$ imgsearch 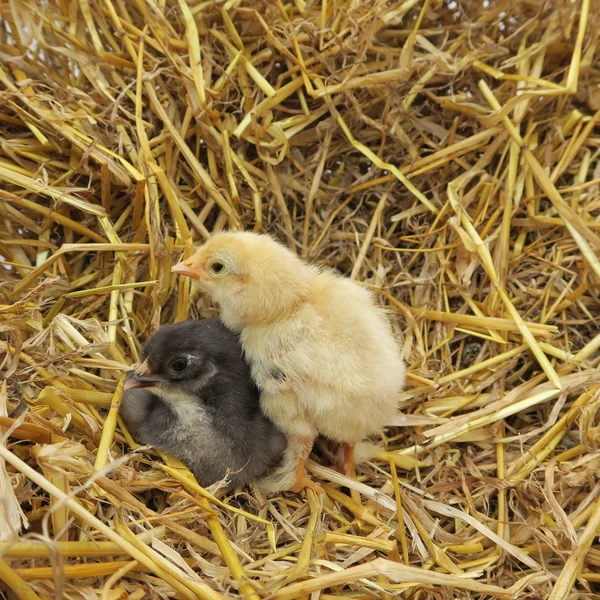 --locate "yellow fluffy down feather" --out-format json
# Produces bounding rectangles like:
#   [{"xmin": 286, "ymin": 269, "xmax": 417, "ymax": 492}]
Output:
[{"xmin": 173, "ymin": 232, "xmax": 405, "ymax": 492}]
